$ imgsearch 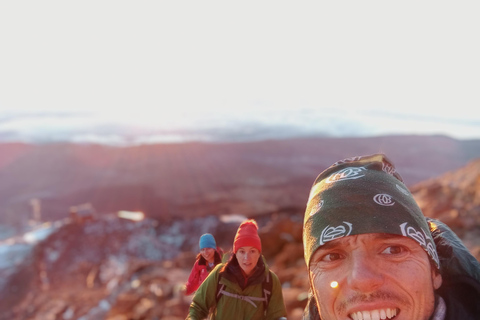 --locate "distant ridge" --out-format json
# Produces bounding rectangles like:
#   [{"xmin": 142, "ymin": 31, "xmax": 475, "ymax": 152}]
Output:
[{"xmin": 0, "ymin": 135, "xmax": 479, "ymax": 226}]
